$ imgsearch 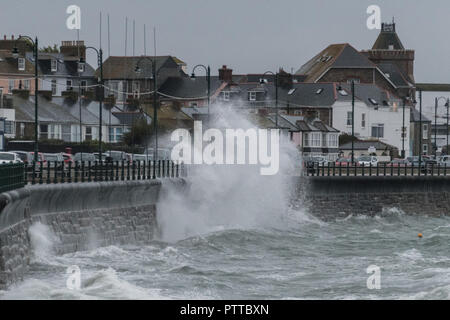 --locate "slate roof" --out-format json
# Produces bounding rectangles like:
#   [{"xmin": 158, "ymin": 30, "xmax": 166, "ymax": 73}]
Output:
[
  {"xmin": 336, "ymin": 83, "xmax": 401, "ymax": 107},
  {"xmin": 13, "ymin": 96, "xmax": 79, "ymax": 123},
  {"xmin": 101, "ymin": 56, "xmax": 180, "ymax": 80},
  {"xmin": 267, "ymin": 114, "xmax": 338, "ymax": 132},
  {"xmin": 295, "ymin": 44, "xmax": 376, "ymax": 82},
  {"xmin": 25, "ymin": 52, "xmax": 95, "ymax": 78},
  {"xmin": 410, "ymin": 108, "xmax": 431, "ymax": 122},
  {"xmin": 0, "ymin": 50, "xmax": 34, "ymax": 75},
  {"xmin": 158, "ymin": 76, "xmax": 224, "ymax": 99},
  {"xmin": 372, "ymin": 23, "xmax": 405, "ymax": 50},
  {"xmin": 112, "ymin": 112, "xmax": 151, "ymax": 126},
  {"xmin": 278, "ymin": 83, "xmax": 337, "ymax": 107},
  {"xmin": 377, "ymin": 62, "xmax": 413, "ymax": 87}
]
